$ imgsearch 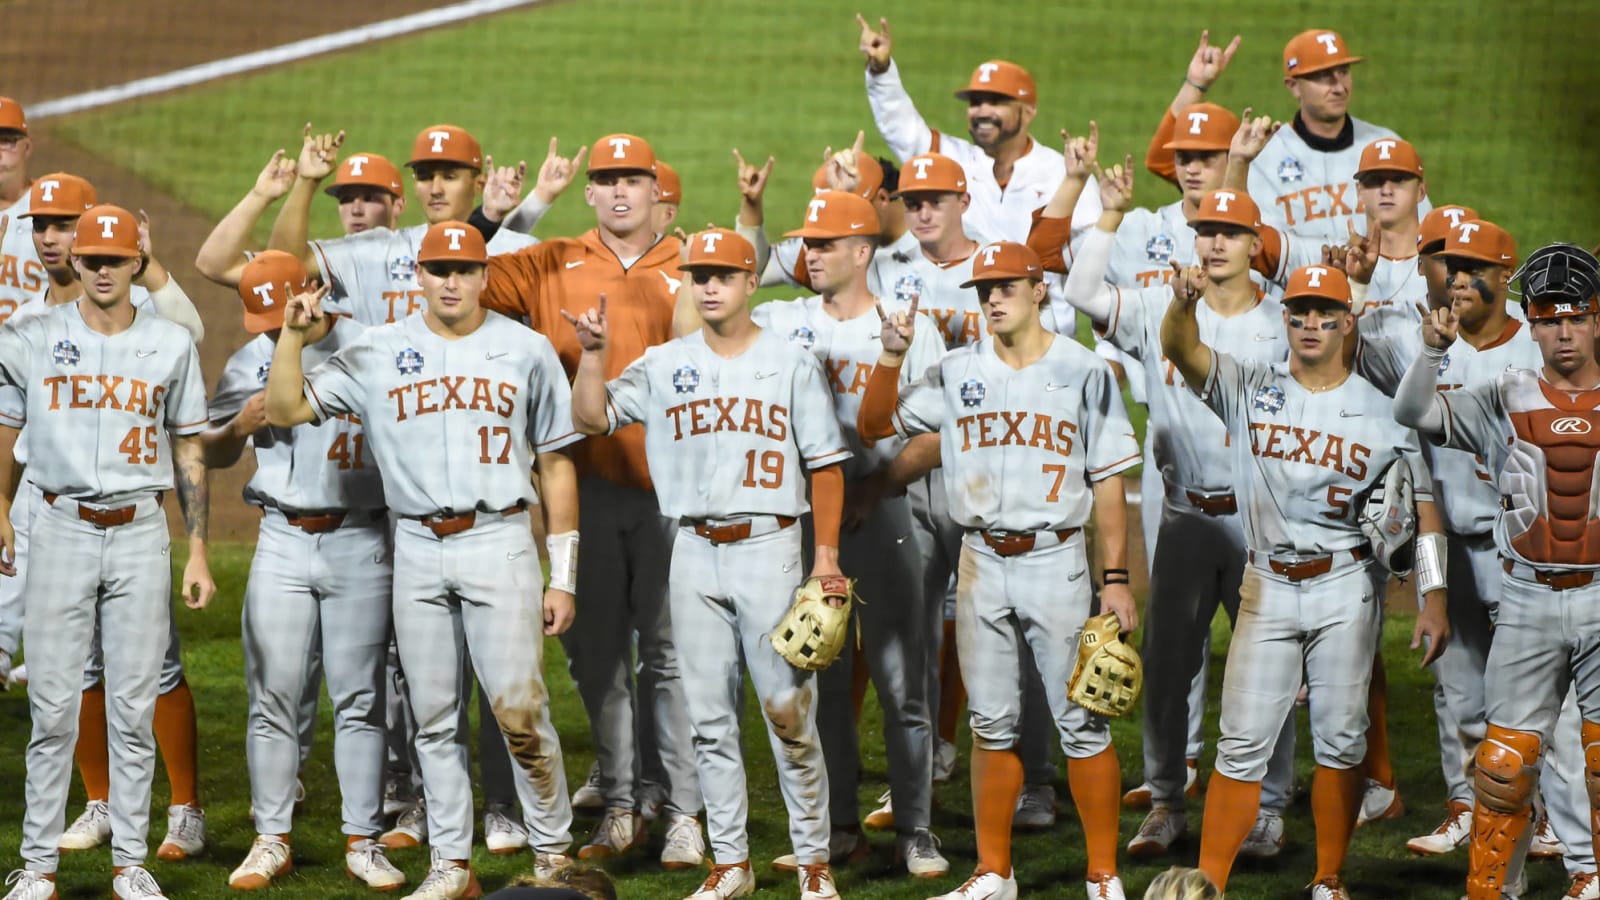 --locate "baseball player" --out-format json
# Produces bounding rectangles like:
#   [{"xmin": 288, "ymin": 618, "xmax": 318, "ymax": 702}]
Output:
[
  {"xmin": 264, "ymin": 220, "xmax": 581, "ymax": 899},
  {"xmin": 1162, "ymin": 261, "xmax": 1447, "ymax": 898},
  {"xmin": 204, "ymin": 251, "xmax": 405, "ymax": 892},
  {"xmin": 565, "ymin": 226, "xmax": 850, "ymax": 900},
  {"xmin": 475, "ymin": 134, "xmax": 706, "ymax": 867},
  {"xmin": 1392, "ymin": 242, "xmax": 1600, "ymax": 900},
  {"xmin": 753, "ymin": 191, "xmax": 948, "ymax": 878},
  {"xmin": 0, "ymin": 97, "xmax": 42, "ymax": 329},
  {"xmin": 860, "ymin": 240, "xmax": 1141, "ymax": 900},
  {"xmin": 653, "ymin": 161, "xmax": 682, "ymax": 235},
  {"xmin": 0, "ymin": 204, "xmax": 215, "ymax": 900}
]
